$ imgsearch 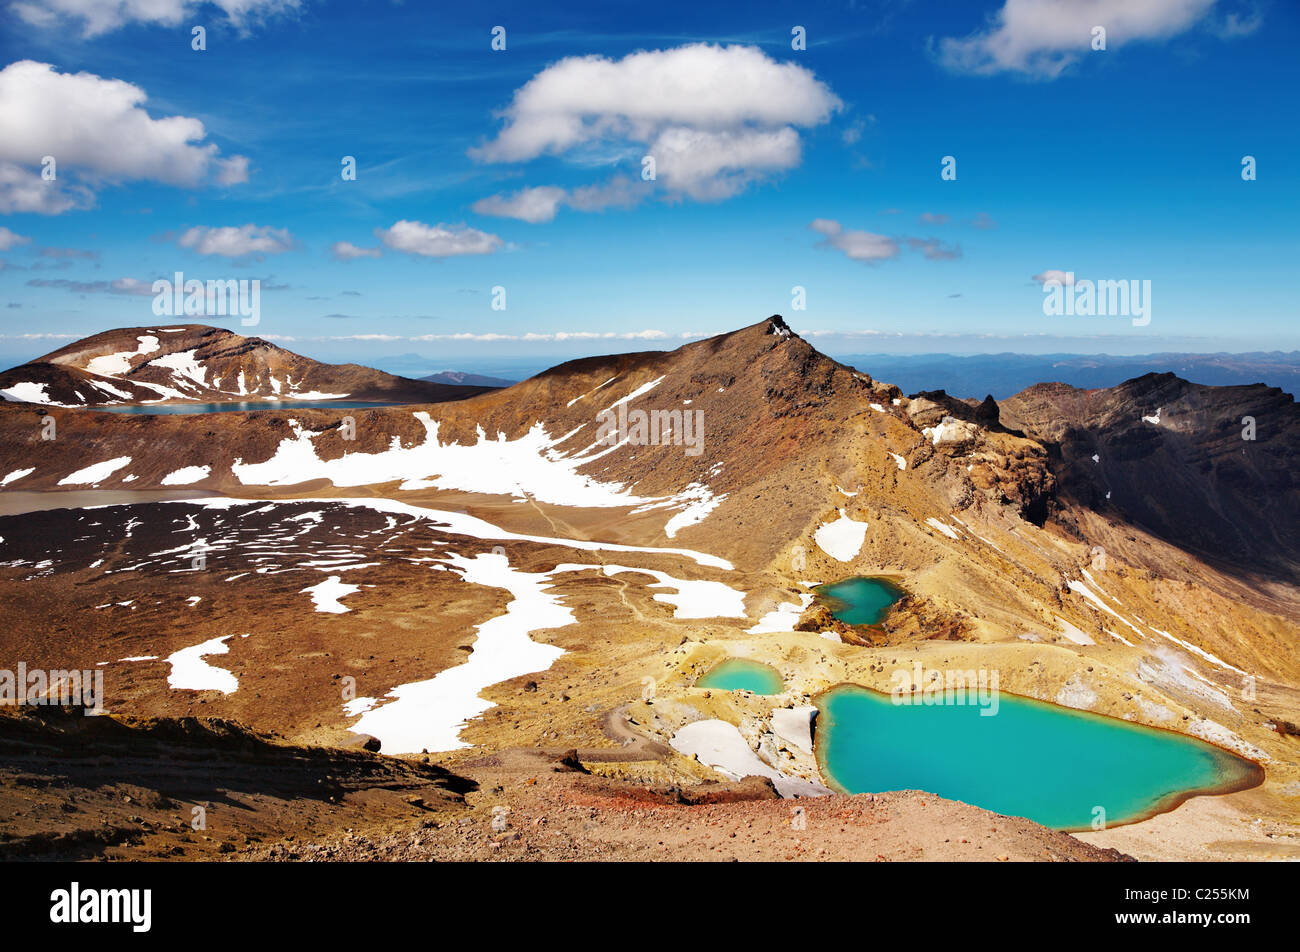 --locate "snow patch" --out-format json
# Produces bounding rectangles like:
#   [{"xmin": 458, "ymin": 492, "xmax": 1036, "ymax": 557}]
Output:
[
  {"xmin": 85, "ymin": 335, "xmax": 159, "ymax": 377},
  {"xmin": 165, "ymin": 635, "xmax": 239, "ymax": 694},
  {"xmin": 232, "ymin": 413, "xmax": 723, "ymax": 536},
  {"xmin": 925, "ymin": 517, "xmax": 960, "ymax": 540},
  {"xmin": 58, "ymin": 457, "xmax": 132, "ymax": 486},
  {"xmin": 1, "ymin": 467, "xmax": 34, "ymax": 486},
  {"xmin": 301, "ymin": 575, "xmax": 360, "ymax": 613},
  {"xmin": 160, "ymin": 465, "xmax": 212, "ymax": 486},
  {"xmin": 349, "ymin": 551, "xmax": 569, "ymax": 753},
  {"xmin": 746, "ymin": 595, "xmax": 813, "ymax": 634},
  {"xmin": 814, "ymin": 509, "xmax": 868, "ymax": 562},
  {"xmin": 555, "ymin": 563, "xmax": 746, "ymax": 619}
]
